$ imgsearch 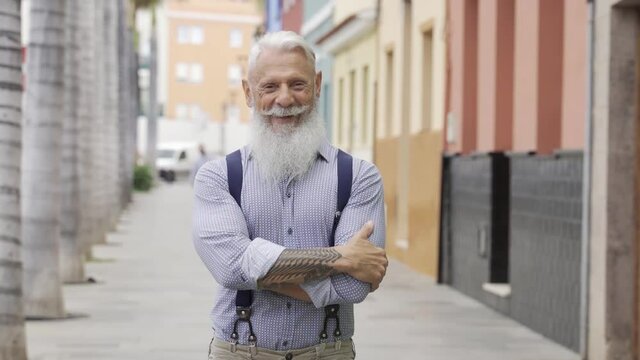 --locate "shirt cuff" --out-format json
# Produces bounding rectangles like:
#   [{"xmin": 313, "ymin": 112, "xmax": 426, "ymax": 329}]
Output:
[
  {"xmin": 300, "ymin": 278, "xmax": 335, "ymax": 308},
  {"xmin": 241, "ymin": 237, "xmax": 286, "ymax": 289}
]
